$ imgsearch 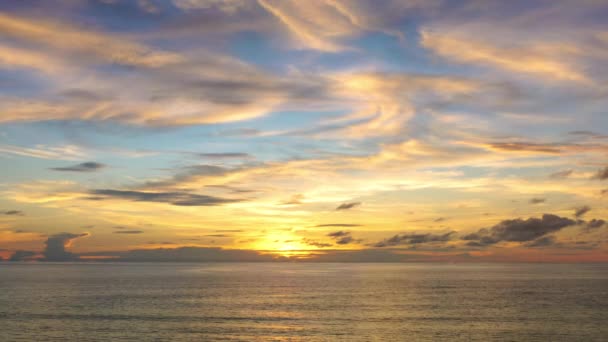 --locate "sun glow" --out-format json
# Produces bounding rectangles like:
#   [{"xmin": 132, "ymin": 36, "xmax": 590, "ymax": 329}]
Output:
[{"xmin": 251, "ymin": 233, "xmax": 315, "ymax": 258}]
